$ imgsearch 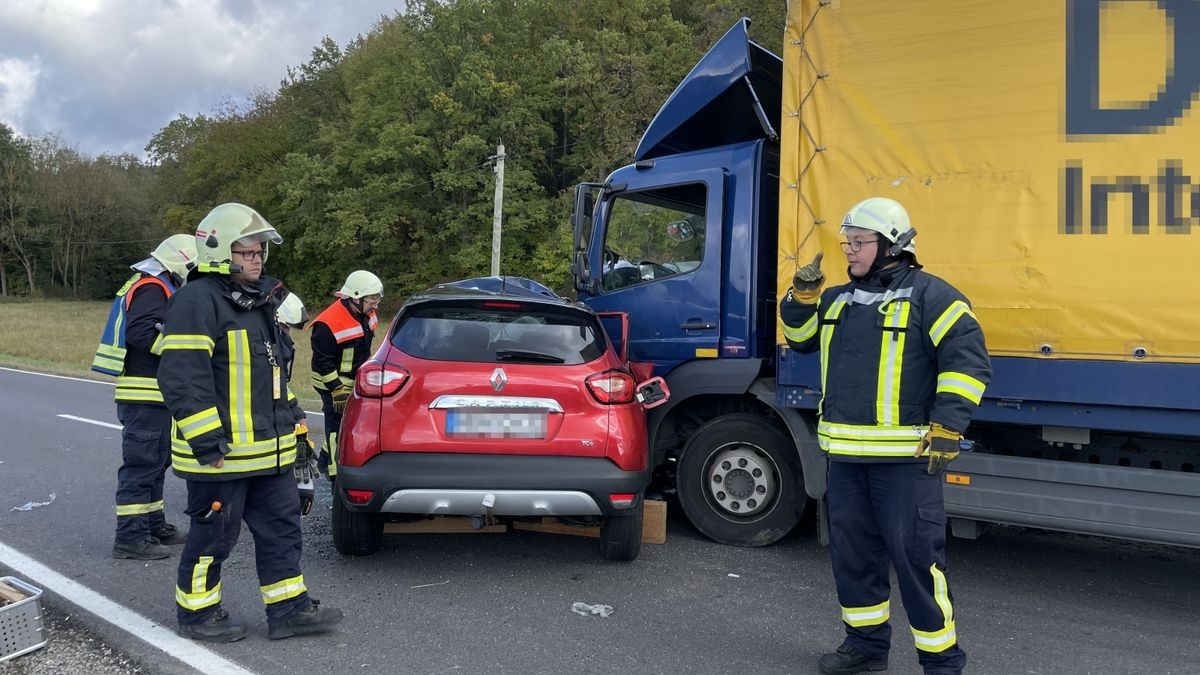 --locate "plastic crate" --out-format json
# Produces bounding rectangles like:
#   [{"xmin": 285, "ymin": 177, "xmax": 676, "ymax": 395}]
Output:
[{"xmin": 0, "ymin": 576, "xmax": 48, "ymax": 662}]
